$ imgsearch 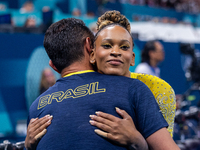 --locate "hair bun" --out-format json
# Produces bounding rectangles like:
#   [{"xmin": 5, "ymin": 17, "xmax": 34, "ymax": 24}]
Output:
[
  {"xmin": 98, "ymin": 20, "xmax": 113, "ymax": 30},
  {"xmin": 97, "ymin": 10, "xmax": 131, "ymax": 33}
]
